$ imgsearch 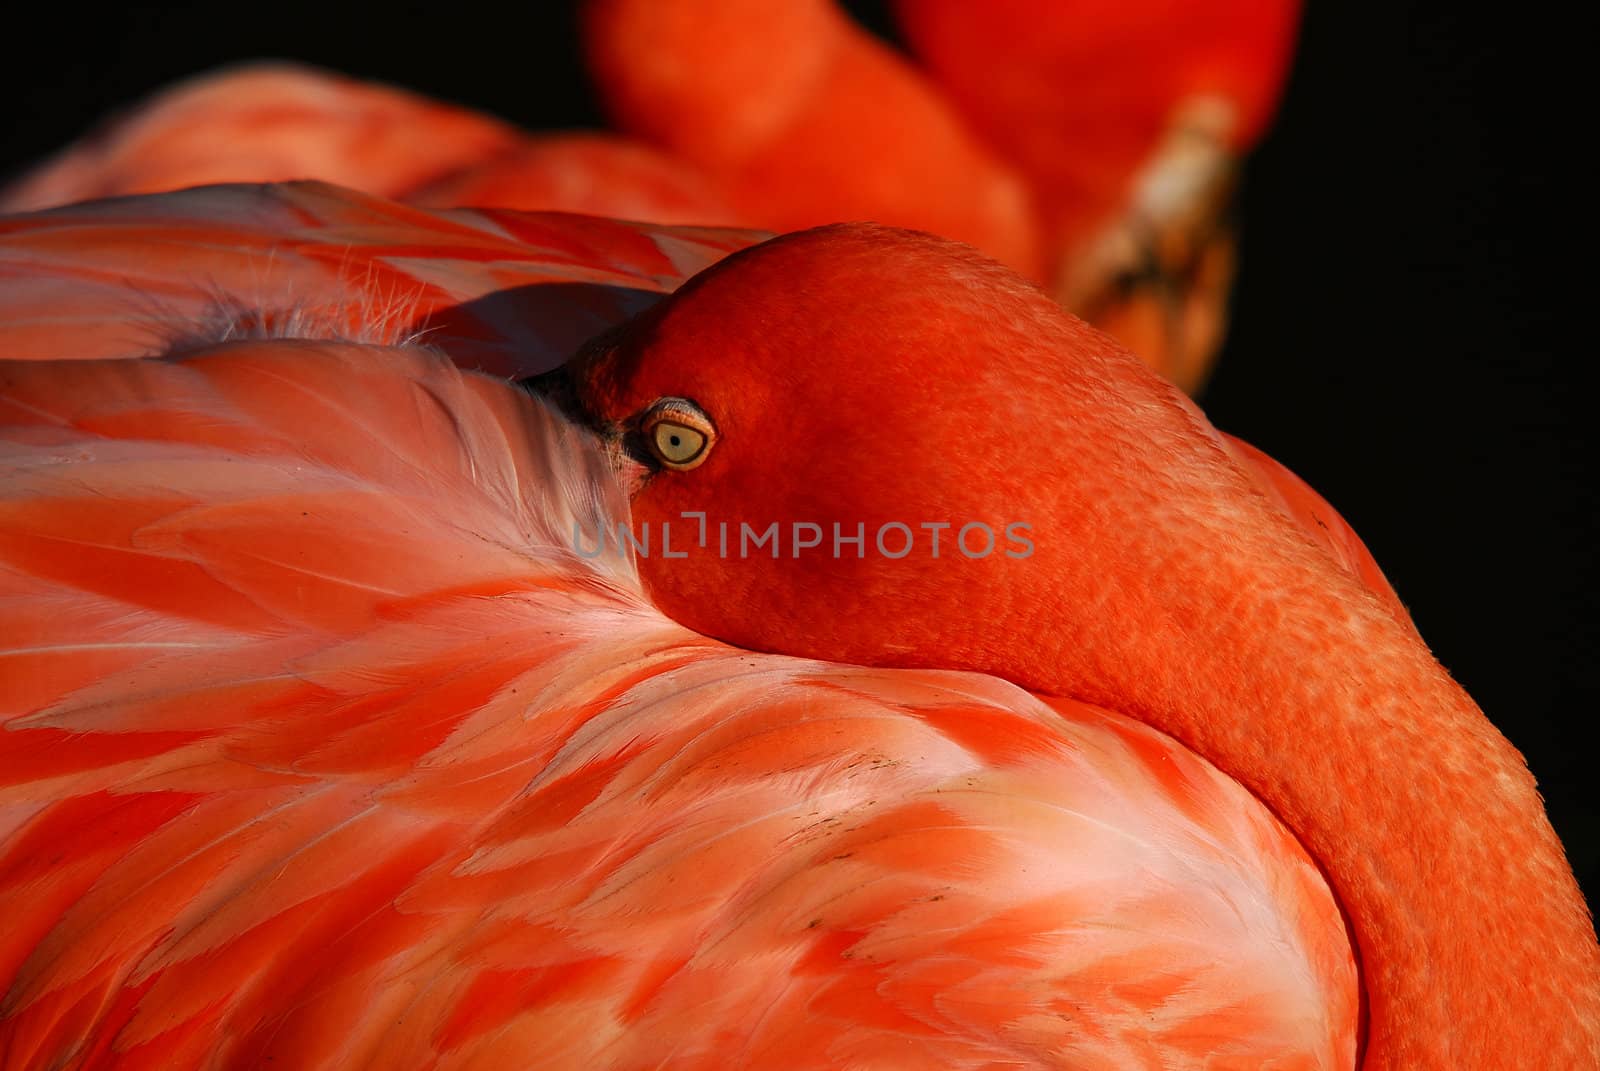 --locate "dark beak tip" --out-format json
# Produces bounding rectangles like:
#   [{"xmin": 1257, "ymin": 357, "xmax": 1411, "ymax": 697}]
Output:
[{"xmin": 523, "ymin": 364, "xmax": 587, "ymax": 426}]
